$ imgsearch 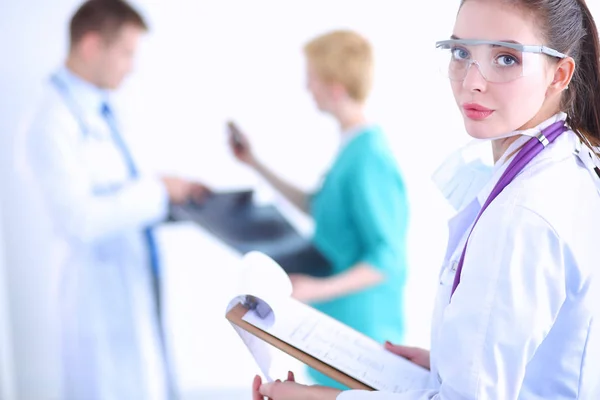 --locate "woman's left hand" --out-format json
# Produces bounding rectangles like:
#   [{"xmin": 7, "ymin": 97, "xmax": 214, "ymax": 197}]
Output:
[
  {"xmin": 289, "ymin": 274, "xmax": 331, "ymax": 303},
  {"xmin": 252, "ymin": 372, "xmax": 341, "ymax": 400}
]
